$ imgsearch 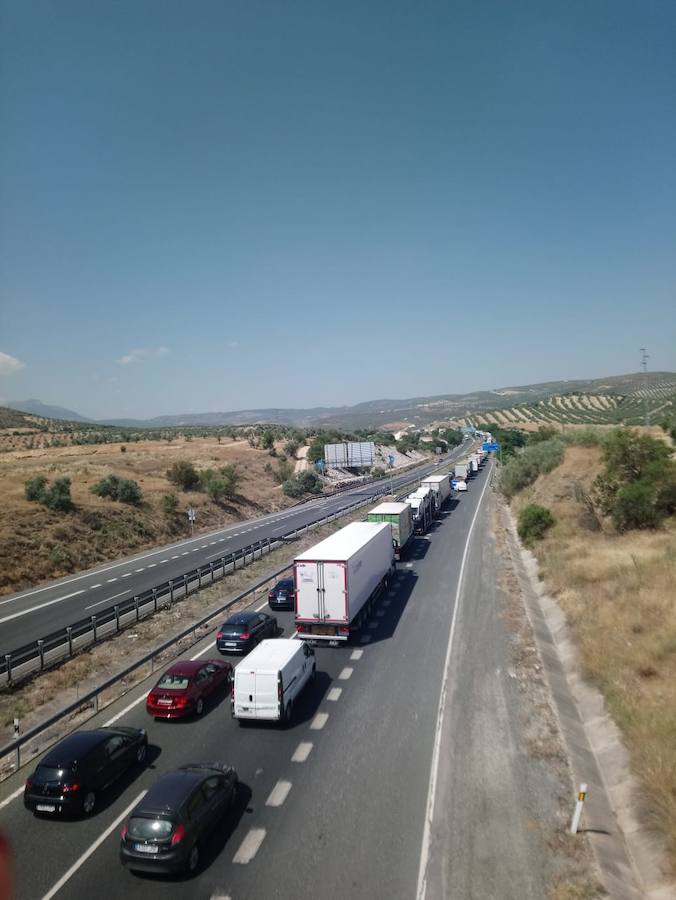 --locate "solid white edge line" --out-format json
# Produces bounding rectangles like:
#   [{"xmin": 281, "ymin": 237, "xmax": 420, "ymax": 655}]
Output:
[
  {"xmin": 103, "ymin": 693, "xmax": 148, "ymax": 727},
  {"xmin": 41, "ymin": 789, "xmax": 146, "ymax": 900},
  {"xmin": 415, "ymin": 463, "xmax": 493, "ymax": 900},
  {"xmin": 0, "ymin": 590, "xmax": 85, "ymax": 626}
]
